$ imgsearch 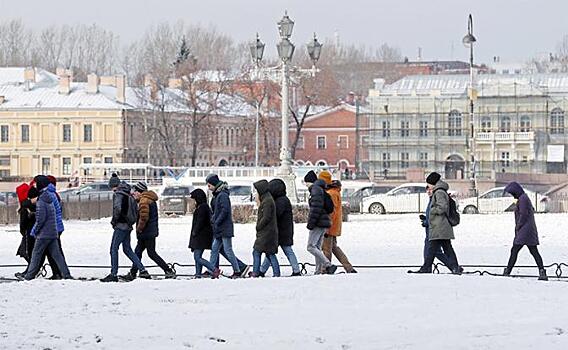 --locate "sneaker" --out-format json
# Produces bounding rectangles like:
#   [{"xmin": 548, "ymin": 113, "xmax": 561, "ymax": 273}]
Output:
[
  {"xmin": 248, "ymin": 271, "xmax": 259, "ymax": 278},
  {"xmin": 229, "ymin": 272, "xmax": 242, "ymax": 279},
  {"xmin": 100, "ymin": 274, "xmax": 118, "ymax": 283},
  {"xmin": 48, "ymin": 274, "xmax": 62, "ymax": 280},
  {"xmin": 408, "ymin": 268, "xmax": 432, "ymax": 274},
  {"xmin": 138, "ymin": 270, "xmax": 152, "ymax": 279},
  {"xmin": 119, "ymin": 272, "xmax": 136, "ymax": 281},
  {"xmin": 211, "ymin": 268, "xmax": 221, "ymax": 279},
  {"xmin": 165, "ymin": 269, "xmax": 176, "ymax": 279},
  {"xmin": 347, "ymin": 268, "xmax": 358, "ymax": 274},
  {"xmin": 539, "ymin": 268, "xmax": 548, "ymax": 281},
  {"xmin": 14, "ymin": 272, "xmax": 25, "ymax": 279},
  {"xmin": 325, "ymin": 265, "xmax": 338, "ymax": 275},
  {"xmin": 291, "ymin": 271, "xmax": 302, "ymax": 277}
]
